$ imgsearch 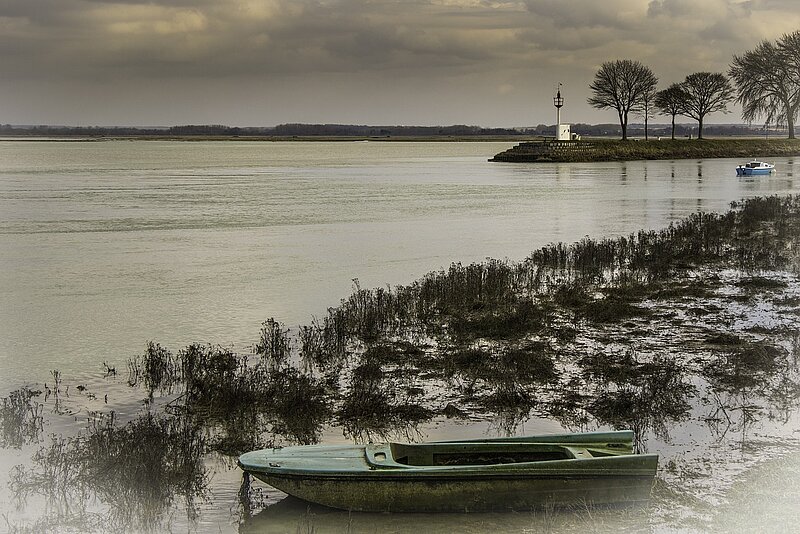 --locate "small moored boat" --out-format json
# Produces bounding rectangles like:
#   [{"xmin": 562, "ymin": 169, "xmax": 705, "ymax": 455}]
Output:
[
  {"xmin": 238, "ymin": 430, "xmax": 658, "ymax": 512},
  {"xmin": 736, "ymin": 160, "xmax": 775, "ymax": 176}
]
